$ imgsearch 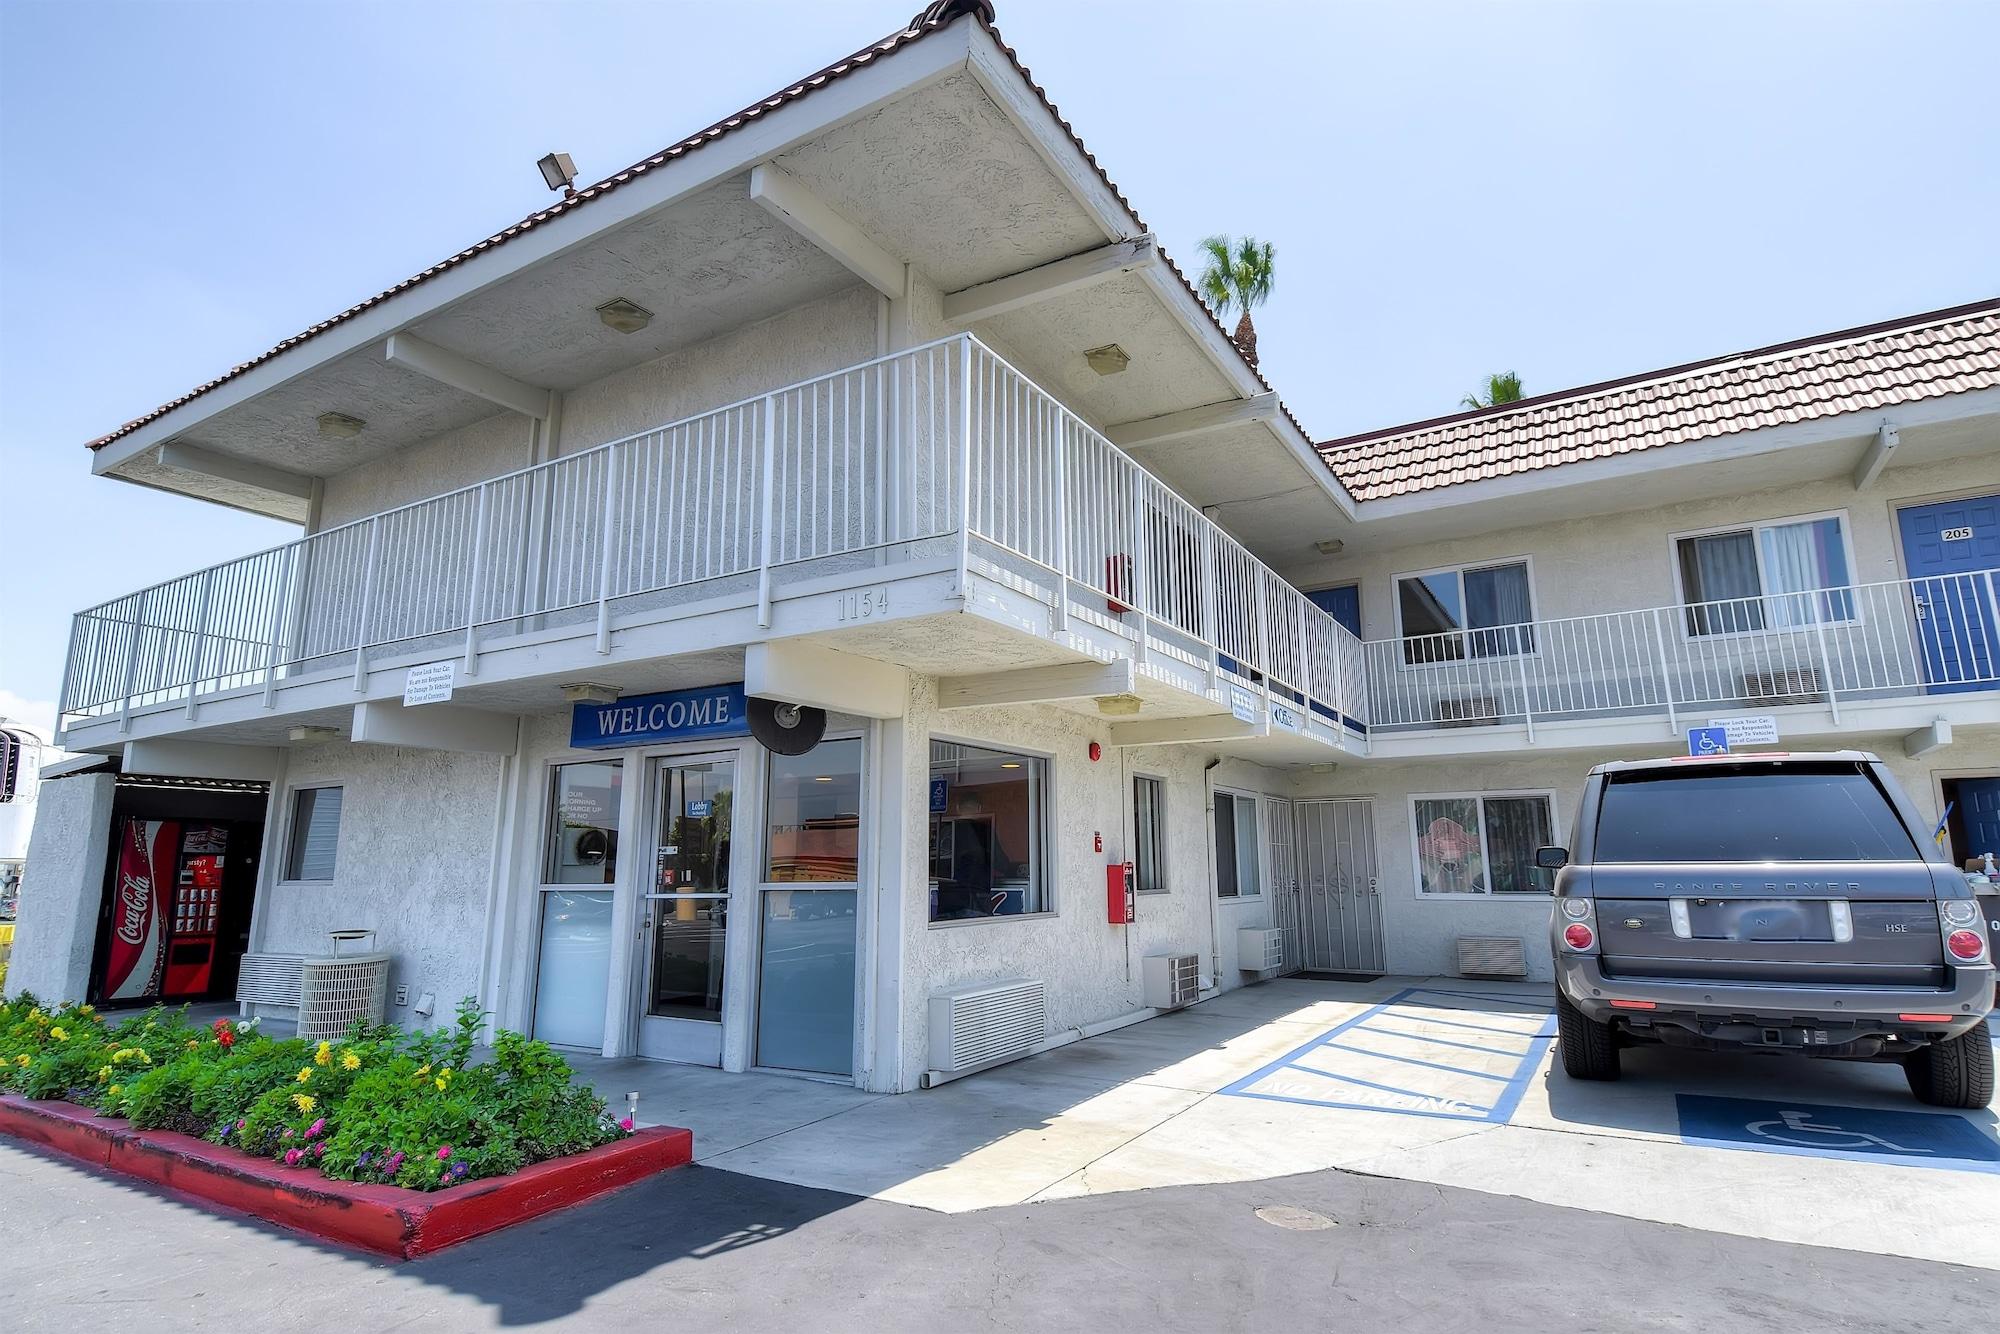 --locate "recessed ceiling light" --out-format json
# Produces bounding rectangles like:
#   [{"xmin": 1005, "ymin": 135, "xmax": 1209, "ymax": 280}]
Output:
[
  {"xmin": 813, "ymin": 775, "xmax": 833, "ymax": 783},
  {"xmin": 999, "ymin": 761, "xmax": 1021, "ymax": 769},
  {"xmin": 596, "ymin": 297, "xmax": 653, "ymax": 334},
  {"xmin": 316, "ymin": 411, "xmax": 365, "ymax": 439},
  {"xmin": 1084, "ymin": 343, "xmax": 1130, "ymax": 376}
]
